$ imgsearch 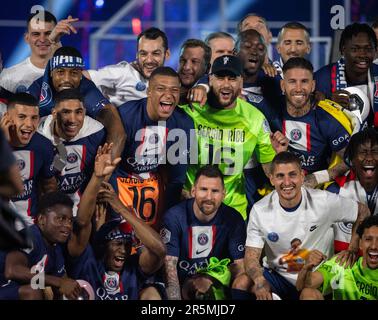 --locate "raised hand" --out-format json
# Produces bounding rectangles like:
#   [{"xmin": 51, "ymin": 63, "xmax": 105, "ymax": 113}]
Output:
[
  {"xmin": 94, "ymin": 142, "xmax": 121, "ymax": 178},
  {"xmin": 0, "ymin": 112, "xmax": 13, "ymax": 142},
  {"xmin": 49, "ymin": 15, "xmax": 79, "ymax": 44}
]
